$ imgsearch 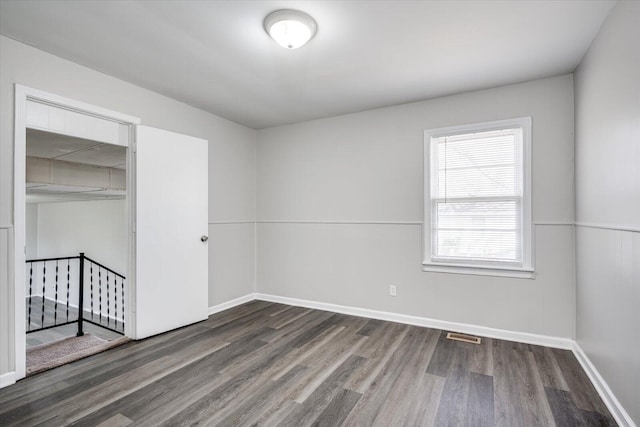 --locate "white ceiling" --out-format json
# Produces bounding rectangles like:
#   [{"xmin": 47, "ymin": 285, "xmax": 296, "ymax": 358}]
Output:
[
  {"xmin": 27, "ymin": 129, "xmax": 126, "ymax": 169},
  {"xmin": 0, "ymin": 0, "xmax": 615, "ymax": 129},
  {"xmin": 26, "ymin": 129, "xmax": 126, "ymax": 203}
]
